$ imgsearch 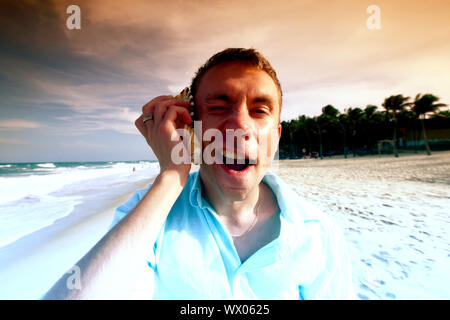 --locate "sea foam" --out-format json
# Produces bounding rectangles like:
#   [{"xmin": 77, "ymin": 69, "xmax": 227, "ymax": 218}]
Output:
[
  {"xmin": 0, "ymin": 161, "xmax": 159, "ymax": 248},
  {"xmin": 0, "ymin": 195, "xmax": 82, "ymax": 247}
]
